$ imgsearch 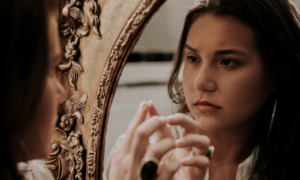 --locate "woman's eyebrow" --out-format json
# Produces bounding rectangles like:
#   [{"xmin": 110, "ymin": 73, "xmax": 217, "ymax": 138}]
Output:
[
  {"xmin": 215, "ymin": 49, "xmax": 249, "ymax": 57},
  {"xmin": 185, "ymin": 44, "xmax": 250, "ymax": 57},
  {"xmin": 184, "ymin": 44, "xmax": 199, "ymax": 53}
]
